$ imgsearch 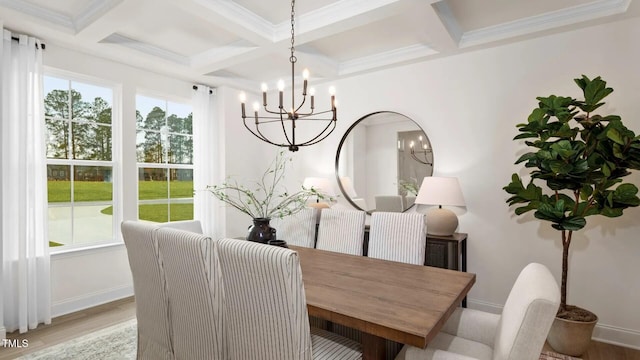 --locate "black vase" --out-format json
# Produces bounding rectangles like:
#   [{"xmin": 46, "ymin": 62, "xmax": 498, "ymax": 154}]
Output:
[{"xmin": 246, "ymin": 217, "xmax": 276, "ymax": 243}]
